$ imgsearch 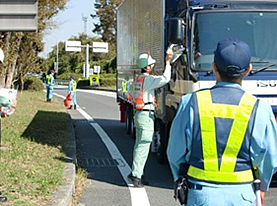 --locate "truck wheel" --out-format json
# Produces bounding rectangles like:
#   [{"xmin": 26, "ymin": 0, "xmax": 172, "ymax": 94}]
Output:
[
  {"xmin": 125, "ymin": 105, "xmax": 131, "ymax": 135},
  {"xmin": 156, "ymin": 121, "xmax": 169, "ymax": 164},
  {"xmin": 157, "ymin": 142, "xmax": 167, "ymax": 164},
  {"xmin": 130, "ymin": 110, "xmax": 136, "ymax": 139}
]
